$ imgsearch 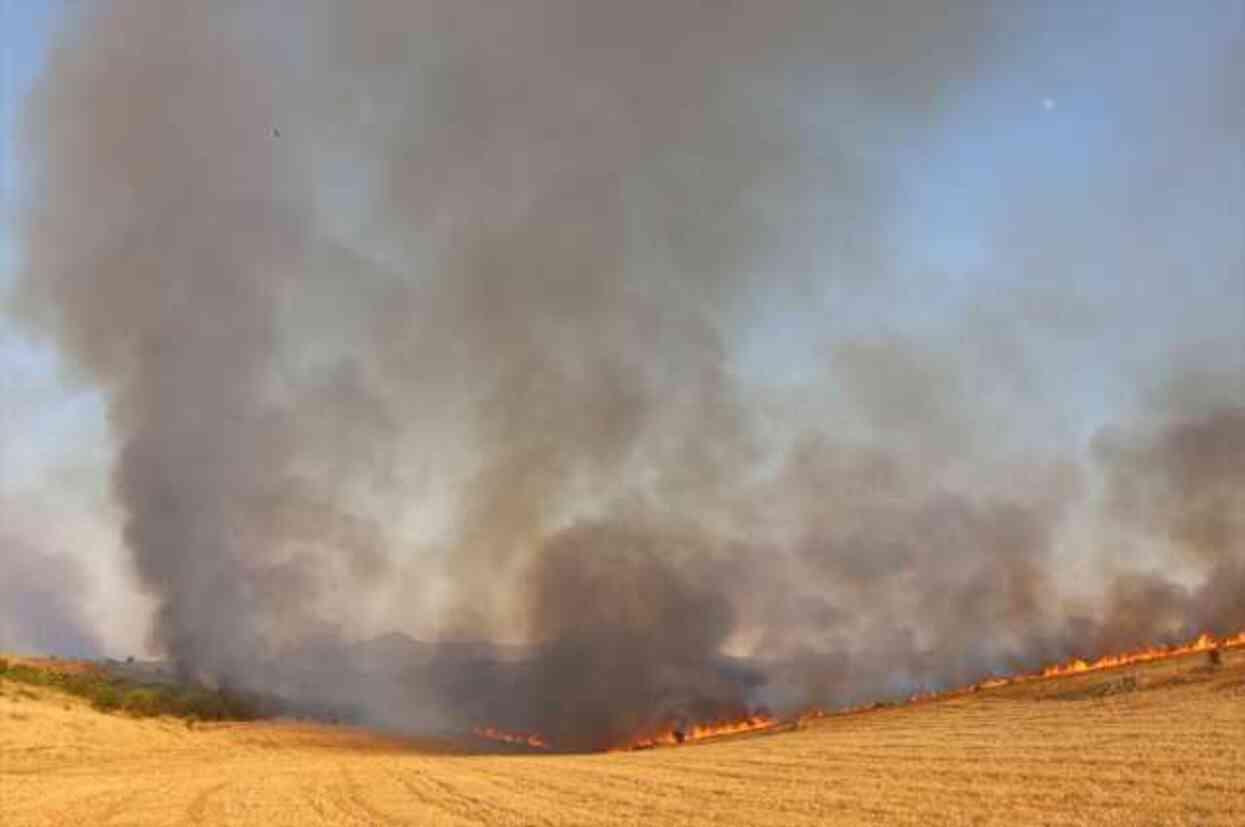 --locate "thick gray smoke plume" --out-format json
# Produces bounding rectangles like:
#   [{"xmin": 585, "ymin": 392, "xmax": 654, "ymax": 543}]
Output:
[
  {"xmin": 13, "ymin": 1, "xmax": 1243, "ymax": 747},
  {"xmin": 0, "ymin": 532, "xmax": 100, "ymax": 658},
  {"xmin": 1093, "ymin": 407, "xmax": 1245, "ymax": 647}
]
